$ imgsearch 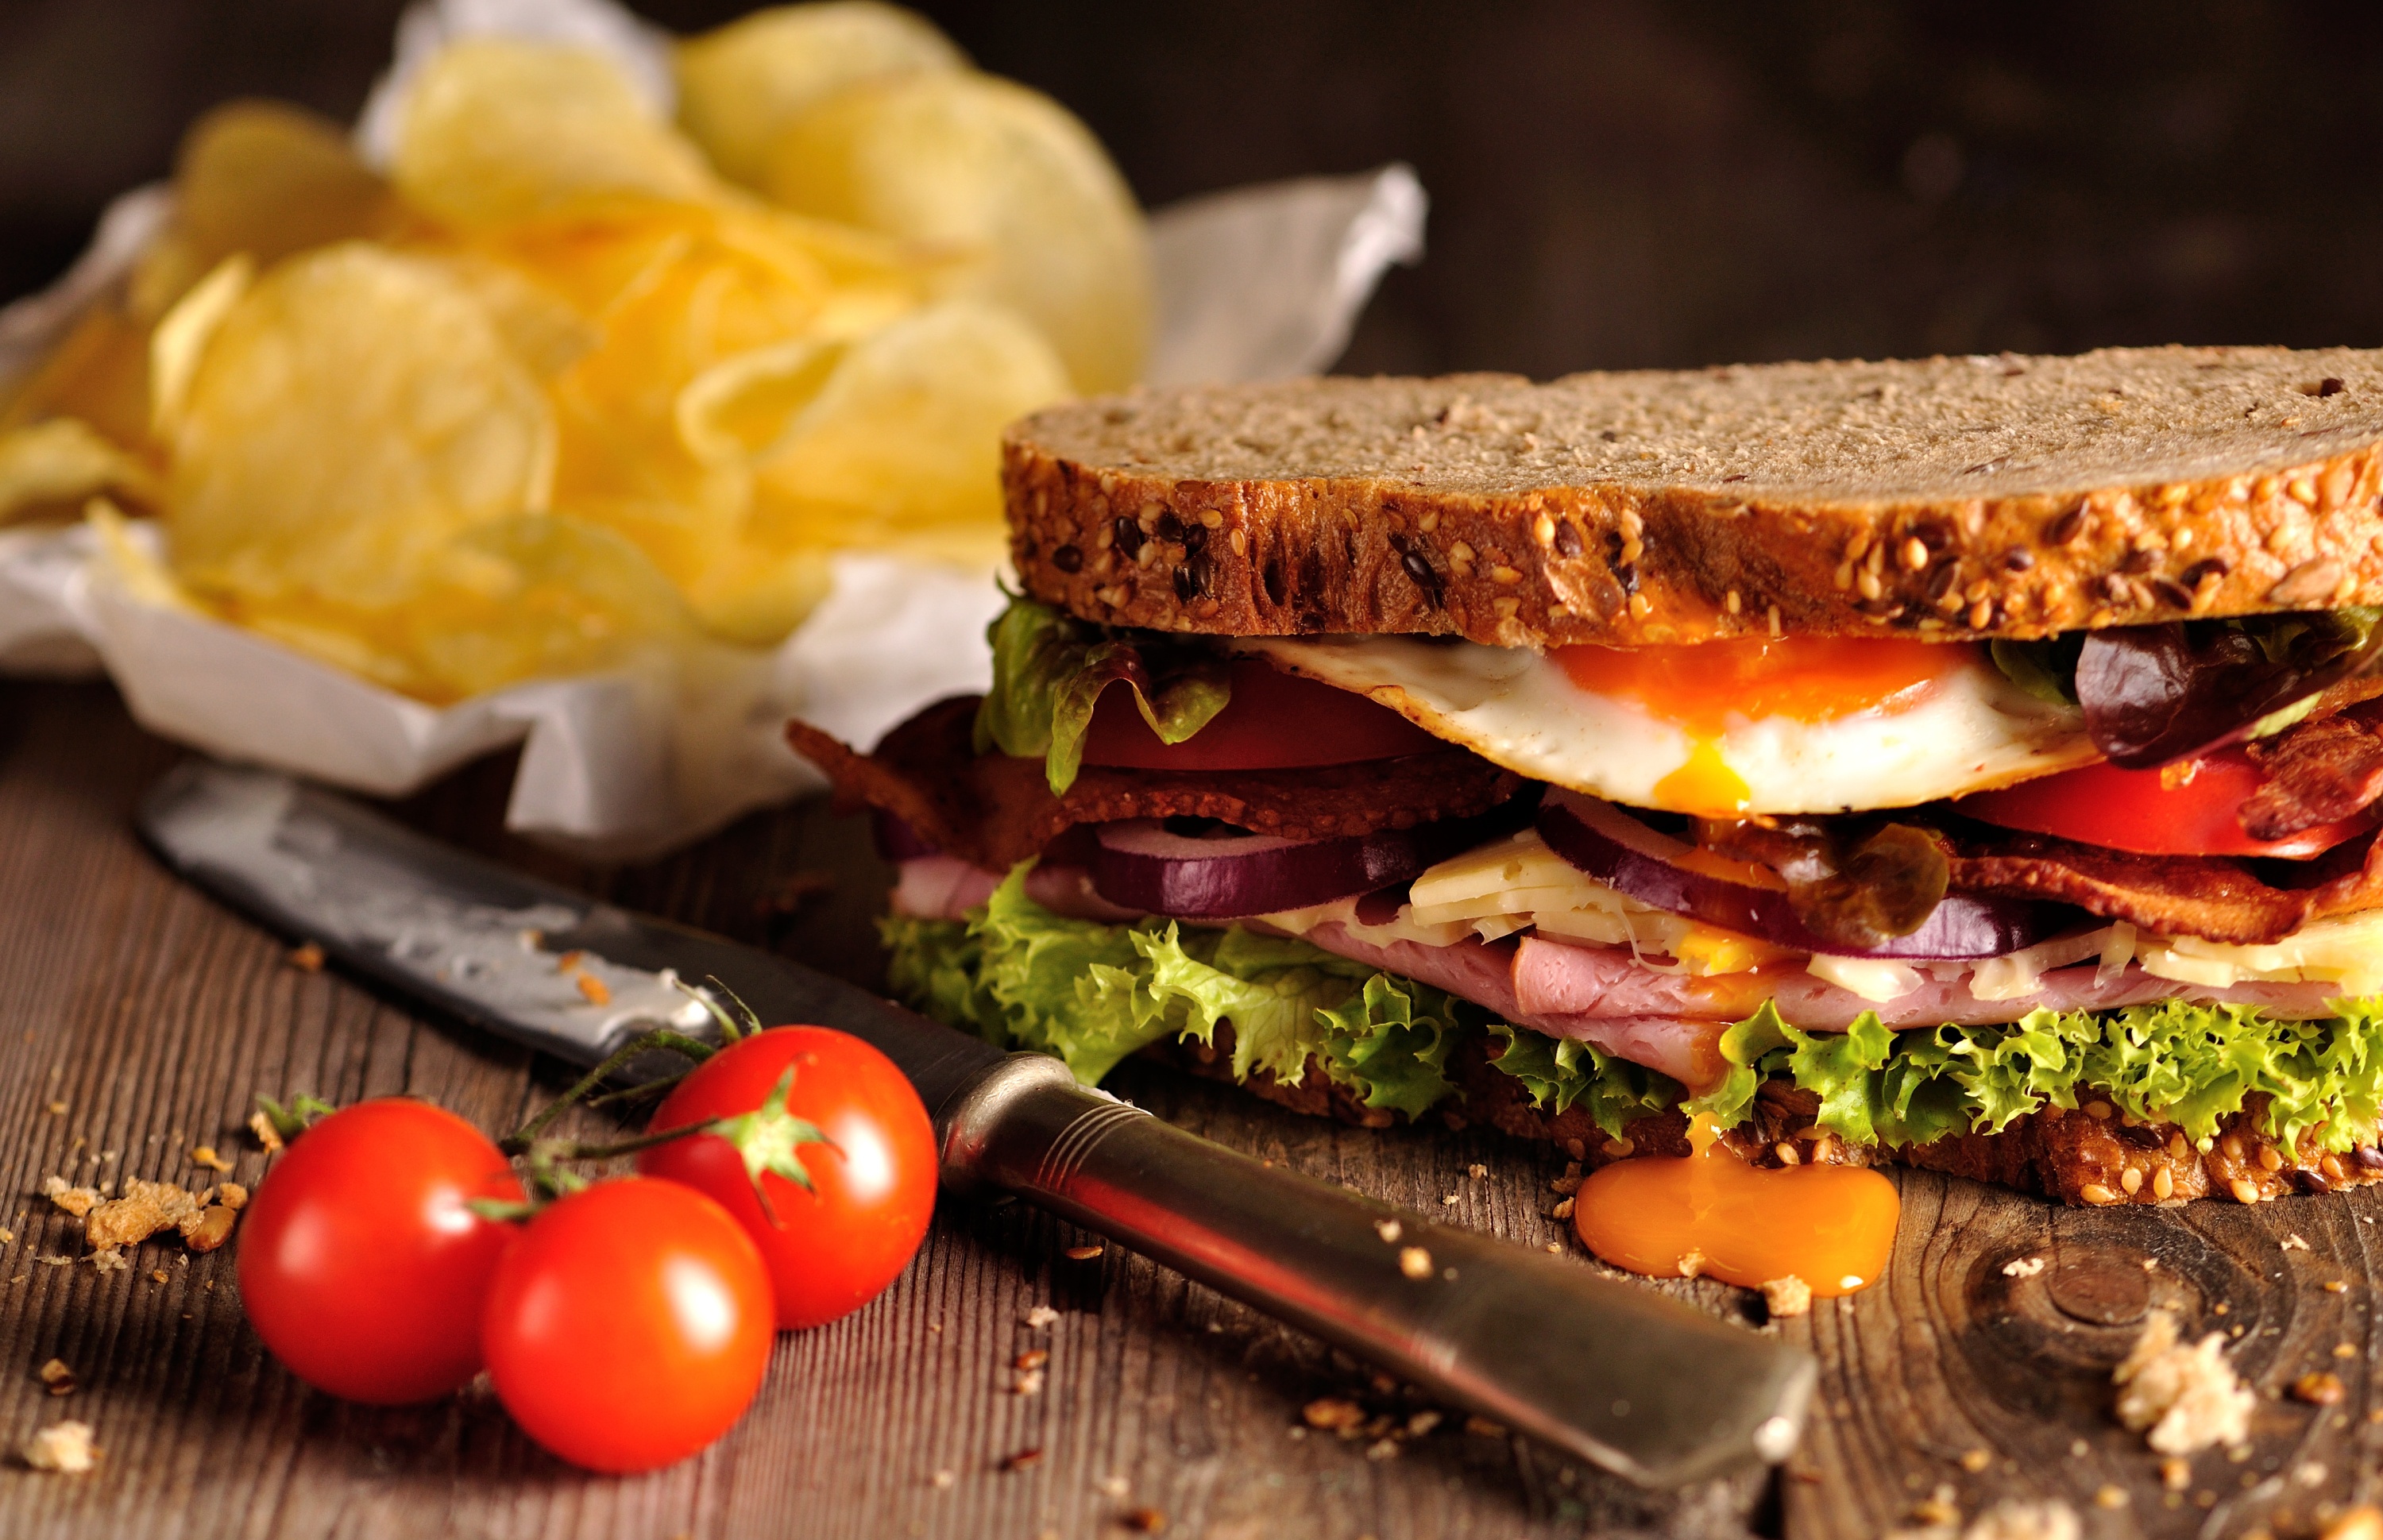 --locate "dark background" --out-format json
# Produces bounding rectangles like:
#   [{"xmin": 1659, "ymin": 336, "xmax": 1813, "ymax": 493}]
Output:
[{"xmin": 6, "ymin": 0, "xmax": 2381, "ymax": 377}]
